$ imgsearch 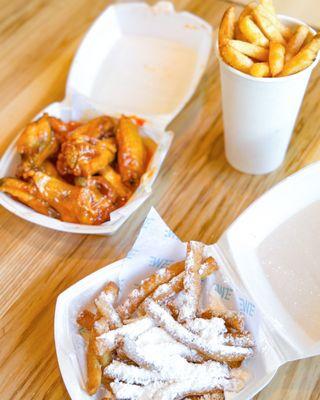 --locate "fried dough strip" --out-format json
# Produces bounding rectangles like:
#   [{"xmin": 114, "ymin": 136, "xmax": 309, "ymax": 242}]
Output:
[
  {"xmin": 145, "ymin": 299, "xmax": 253, "ymax": 363},
  {"xmin": 117, "ymin": 261, "xmax": 185, "ymax": 320},
  {"xmin": 95, "ymin": 282, "xmax": 122, "ymax": 330},
  {"xmin": 178, "ymin": 241, "xmax": 204, "ymax": 322},
  {"xmin": 200, "ymin": 310, "xmax": 245, "ymax": 332},
  {"xmin": 149, "ymin": 257, "xmax": 218, "ymax": 305}
]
